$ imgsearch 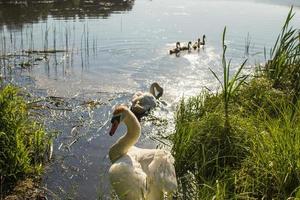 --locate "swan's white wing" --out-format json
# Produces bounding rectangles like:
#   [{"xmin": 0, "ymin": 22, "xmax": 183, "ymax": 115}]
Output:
[
  {"xmin": 148, "ymin": 150, "xmax": 178, "ymax": 193},
  {"xmin": 109, "ymin": 155, "xmax": 147, "ymax": 200}
]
